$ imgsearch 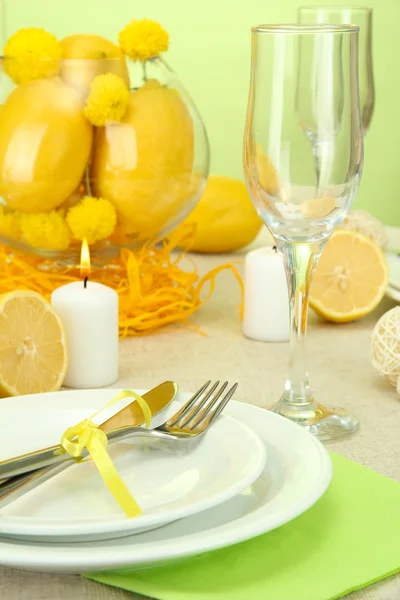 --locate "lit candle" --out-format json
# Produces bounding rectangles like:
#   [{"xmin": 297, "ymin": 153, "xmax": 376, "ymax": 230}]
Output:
[
  {"xmin": 243, "ymin": 246, "xmax": 289, "ymax": 342},
  {"xmin": 51, "ymin": 239, "xmax": 119, "ymax": 388}
]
